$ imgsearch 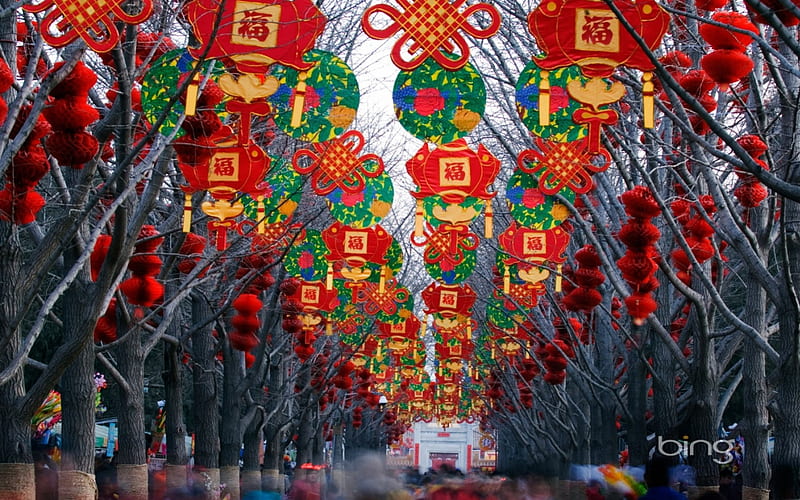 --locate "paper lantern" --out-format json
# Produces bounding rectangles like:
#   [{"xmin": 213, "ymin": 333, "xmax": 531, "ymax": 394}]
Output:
[
  {"xmin": 184, "ymin": 0, "xmax": 325, "ymax": 73},
  {"xmin": 421, "ymin": 283, "xmax": 476, "ymax": 317},
  {"xmin": 701, "ymin": 50, "xmax": 753, "ymax": 87},
  {"xmin": 527, "ymin": 0, "xmax": 670, "ymax": 77},
  {"xmin": 406, "ymin": 139, "xmax": 500, "ymax": 203},
  {"xmin": 361, "ymin": 0, "xmax": 500, "ymax": 71},
  {"xmin": 698, "ymin": 12, "xmax": 758, "ymax": 51}
]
